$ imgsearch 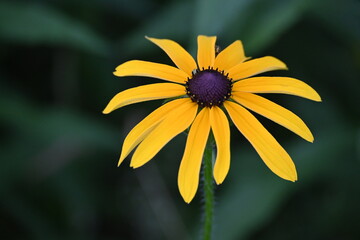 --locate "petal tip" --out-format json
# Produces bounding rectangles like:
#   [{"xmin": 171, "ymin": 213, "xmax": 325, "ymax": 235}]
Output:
[
  {"xmin": 129, "ymin": 160, "xmax": 136, "ymax": 168},
  {"xmin": 289, "ymin": 173, "xmax": 298, "ymax": 182},
  {"xmin": 130, "ymin": 158, "xmax": 147, "ymax": 169},
  {"xmin": 285, "ymin": 174, "xmax": 297, "ymax": 182},
  {"xmin": 130, "ymin": 160, "xmax": 142, "ymax": 168},
  {"xmin": 102, "ymin": 108, "xmax": 111, "ymax": 114},
  {"xmin": 113, "ymin": 70, "xmax": 122, "ymax": 77},
  {"xmin": 214, "ymin": 171, "xmax": 226, "ymax": 185},
  {"xmin": 117, "ymin": 157, "xmax": 124, "ymax": 167},
  {"xmin": 270, "ymin": 56, "xmax": 288, "ymax": 70},
  {"xmin": 278, "ymin": 165, "xmax": 297, "ymax": 182},
  {"xmin": 181, "ymin": 194, "xmax": 193, "ymax": 204},
  {"xmin": 145, "ymin": 35, "xmax": 152, "ymax": 41},
  {"xmin": 281, "ymin": 62, "xmax": 288, "ymax": 70},
  {"xmin": 305, "ymin": 132, "xmax": 314, "ymax": 143},
  {"xmin": 215, "ymin": 179, "xmax": 224, "ymax": 185},
  {"xmin": 179, "ymin": 182, "xmax": 196, "ymax": 204},
  {"xmin": 315, "ymin": 95, "xmax": 322, "ymax": 102}
]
